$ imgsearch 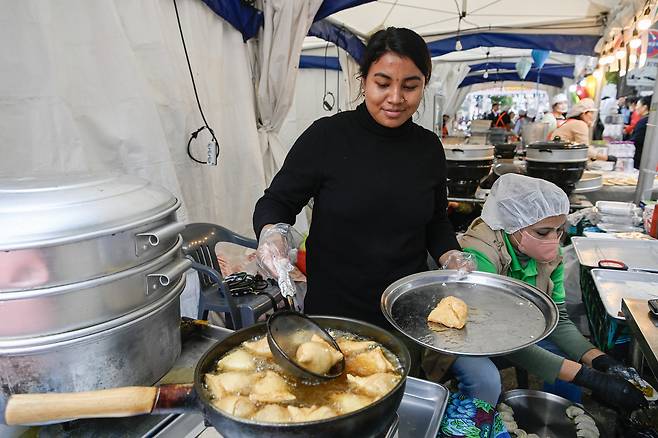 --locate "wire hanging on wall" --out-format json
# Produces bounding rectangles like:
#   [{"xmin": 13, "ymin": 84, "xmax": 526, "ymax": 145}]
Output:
[
  {"xmin": 173, "ymin": 0, "xmax": 220, "ymax": 165},
  {"xmin": 322, "ymin": 43, "xmax": 336, "ymax": 112}
]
